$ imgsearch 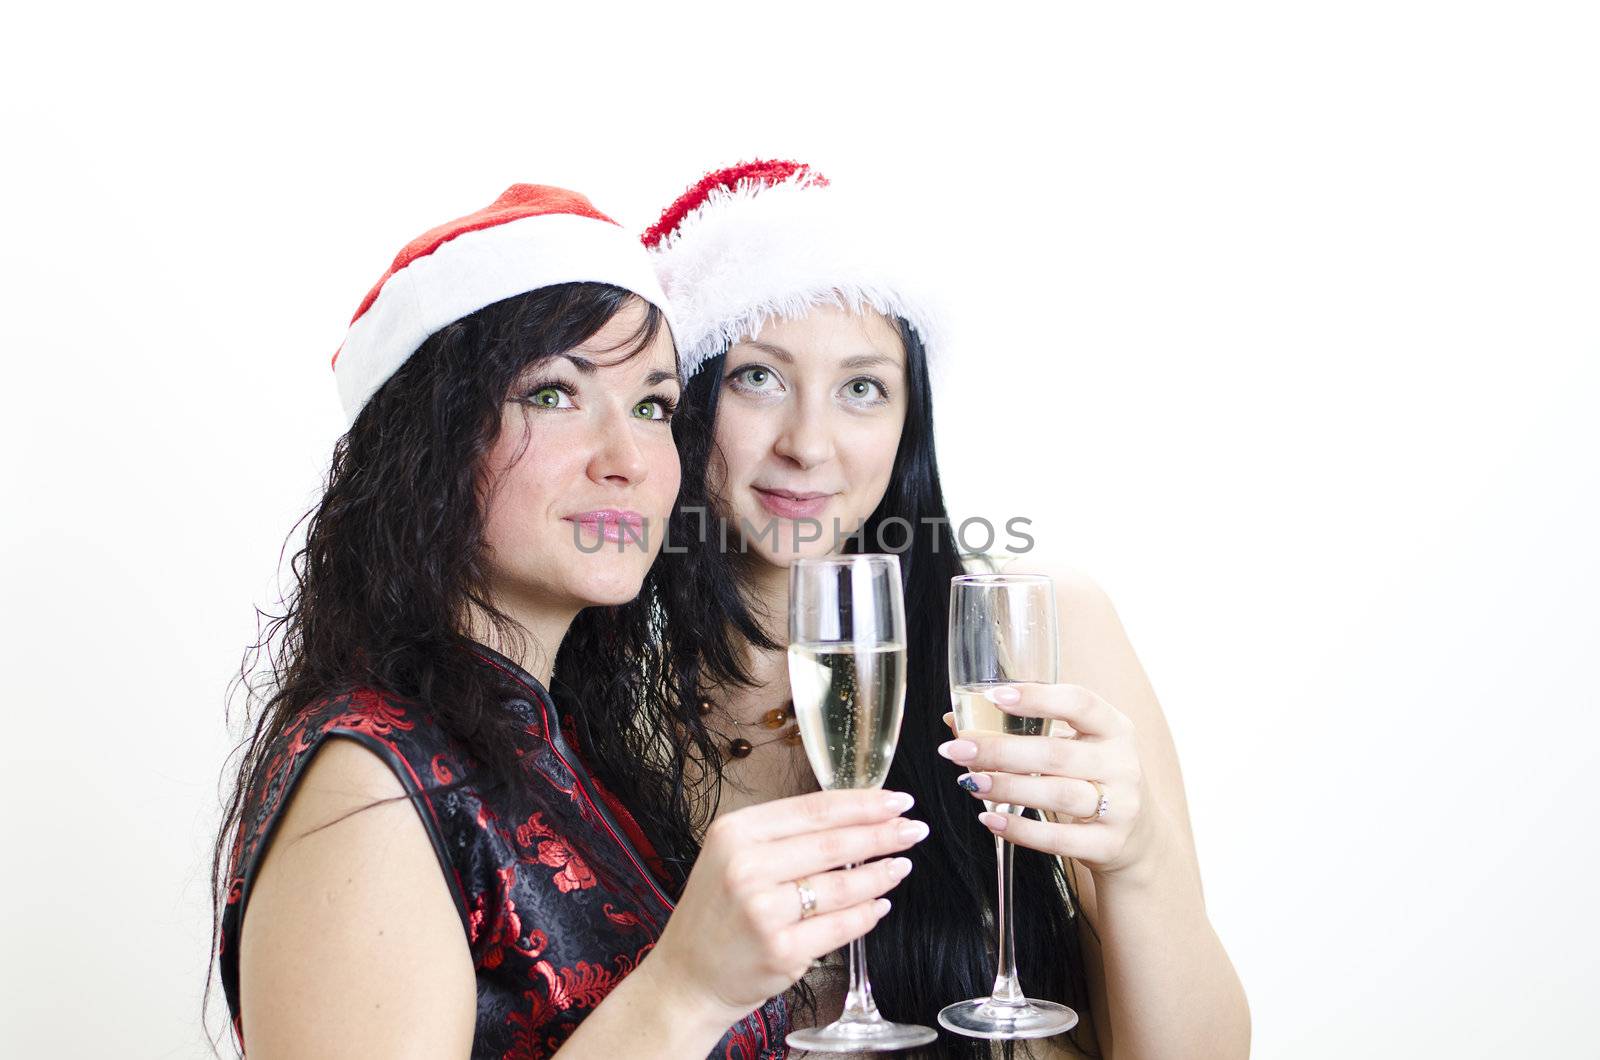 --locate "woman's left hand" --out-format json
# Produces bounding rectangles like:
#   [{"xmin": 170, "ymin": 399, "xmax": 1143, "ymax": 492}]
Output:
[{"xmin": 939, "ymin": 683, "xmax": 1158, "ymax": 877}]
